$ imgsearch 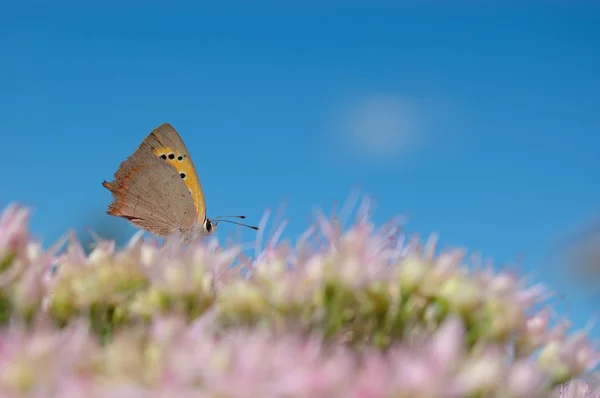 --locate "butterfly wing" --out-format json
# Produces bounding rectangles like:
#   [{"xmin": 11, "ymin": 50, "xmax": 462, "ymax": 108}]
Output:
[
  {"xmin": 141, "ymin": 123, "xmax": 207, "ymax": 223},
  {"xmin": 102, "ymin": 141, "xmax": 198, "ymax": 238}
]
